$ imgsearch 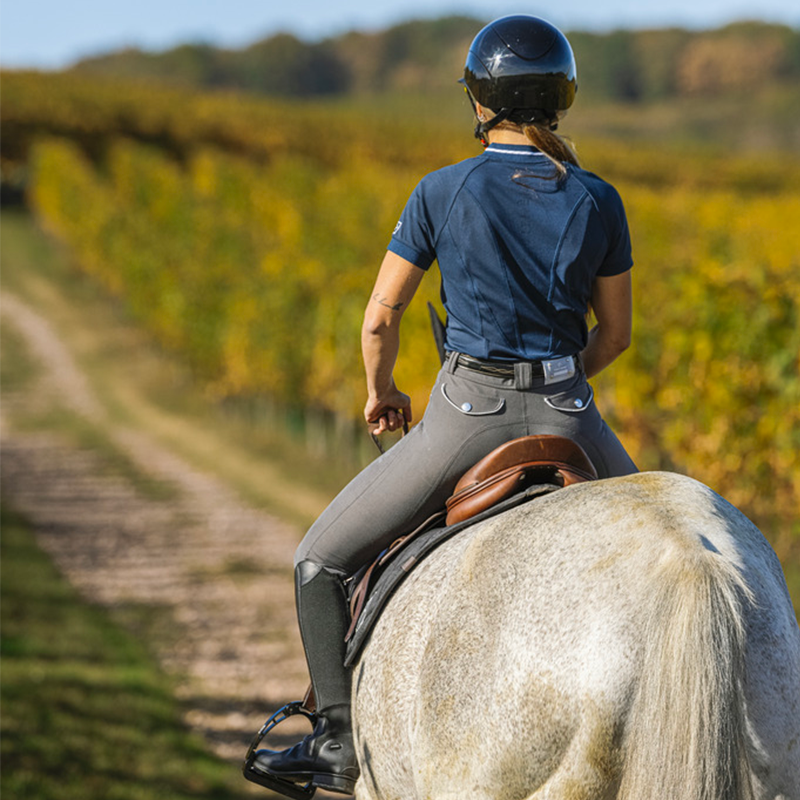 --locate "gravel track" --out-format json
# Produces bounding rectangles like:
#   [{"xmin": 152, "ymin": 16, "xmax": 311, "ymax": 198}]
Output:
[{"xmin": 1, "ymin": 291, "xmax": 320, "ymax": 769}]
